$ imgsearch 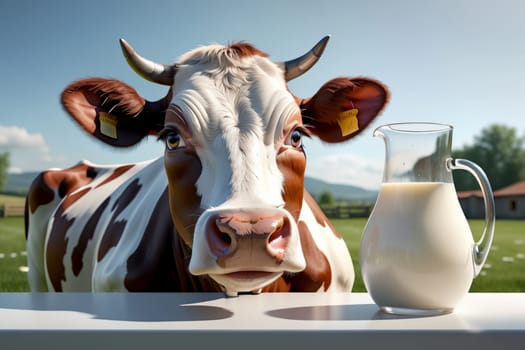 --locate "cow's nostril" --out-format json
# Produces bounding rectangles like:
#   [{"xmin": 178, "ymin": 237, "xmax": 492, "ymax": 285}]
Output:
[
  {"xmin": 268, "ymin": 220, "xmax": 285, "ymax": 245},
  {"xmin": 221, "ymin": 233, "xmax": 232, "ymax": 246},
  {"xmin": 267, "ymin": 218, "xmax": 290, "ymax": 263},
  {"xmin": 207, "ymin": 219, "xmax": 236, "ymax": 258}
]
